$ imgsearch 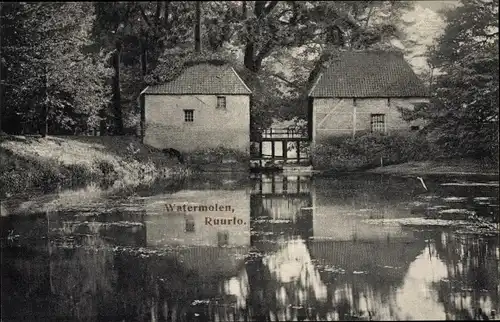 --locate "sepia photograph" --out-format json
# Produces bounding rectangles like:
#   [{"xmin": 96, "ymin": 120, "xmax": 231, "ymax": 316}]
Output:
[{"xmin": 0, "ymin": 0, "xmax": 498, "ymax": 321}]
